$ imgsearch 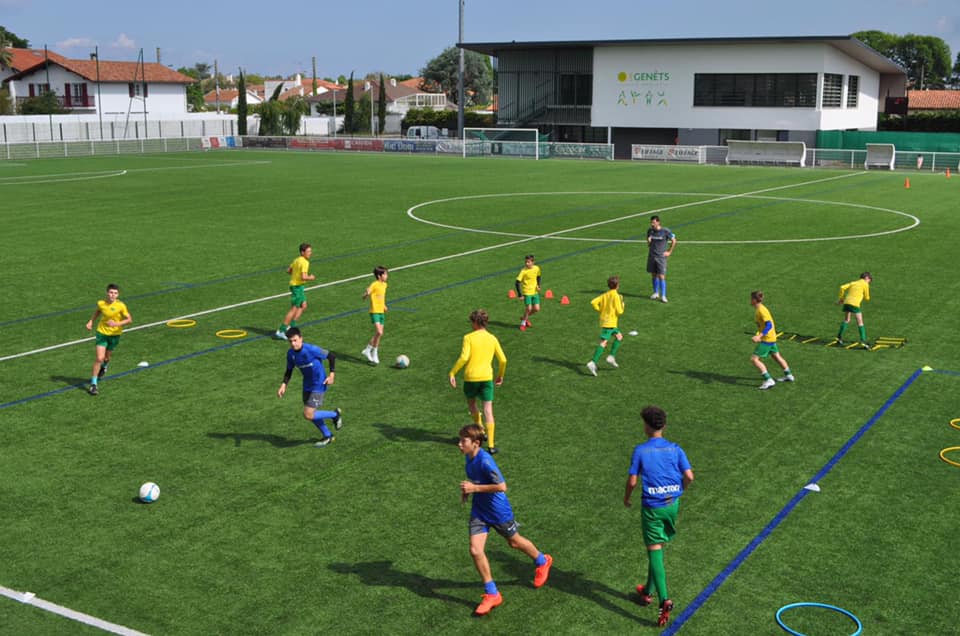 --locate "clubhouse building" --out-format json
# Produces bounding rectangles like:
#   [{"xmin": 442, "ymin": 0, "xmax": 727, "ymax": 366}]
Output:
[{"xmin": 461, "ymin": 36, "xmax": 907, "ymax": 158}]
